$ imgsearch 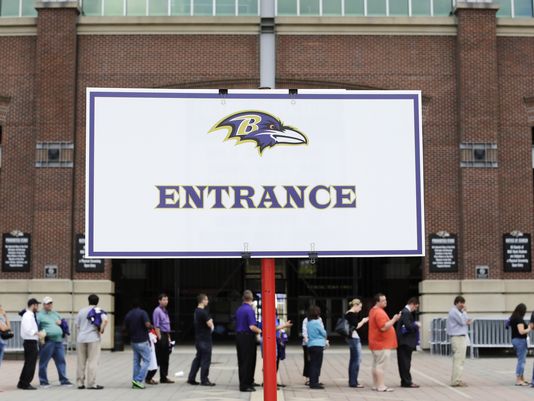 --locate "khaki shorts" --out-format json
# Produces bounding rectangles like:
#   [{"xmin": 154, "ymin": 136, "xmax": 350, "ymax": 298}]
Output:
[{"xmin": 371, "ymin": 349, "xmax": 392, "ymax": 370}]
